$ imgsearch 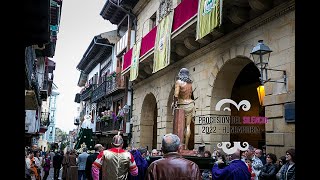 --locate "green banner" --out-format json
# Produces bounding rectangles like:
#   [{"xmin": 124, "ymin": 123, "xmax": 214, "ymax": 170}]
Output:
[
  {"xmin": 130, "ymin": 40, "xmax": 142, "ymax": 81},
  {"xmin": 153, "ymin": 11, "xmax": 174, "ymax": 73},
  {"xmin": 196, "ymin": 0, "xmax": 223, "ymax": 40}
]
